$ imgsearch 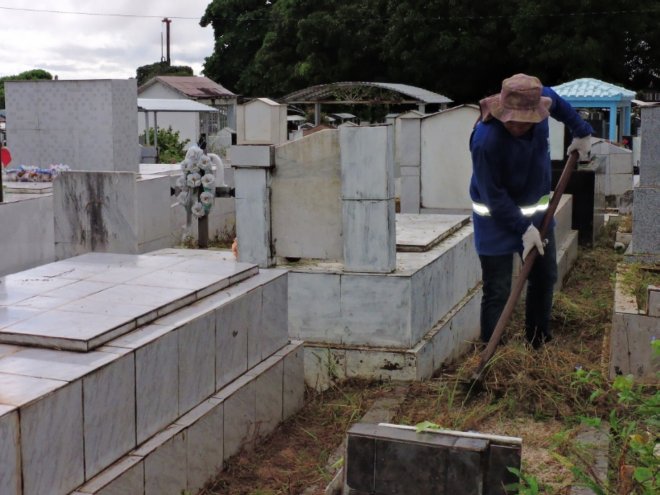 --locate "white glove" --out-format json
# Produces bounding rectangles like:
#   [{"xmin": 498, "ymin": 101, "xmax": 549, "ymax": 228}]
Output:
[
  {"xmin": 567, "ymin": 135, "xmax": 591, "ymax": 162},
  {"xmin": 522, "ymin": 225, "xmax": 544, "ymax": 261}
]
